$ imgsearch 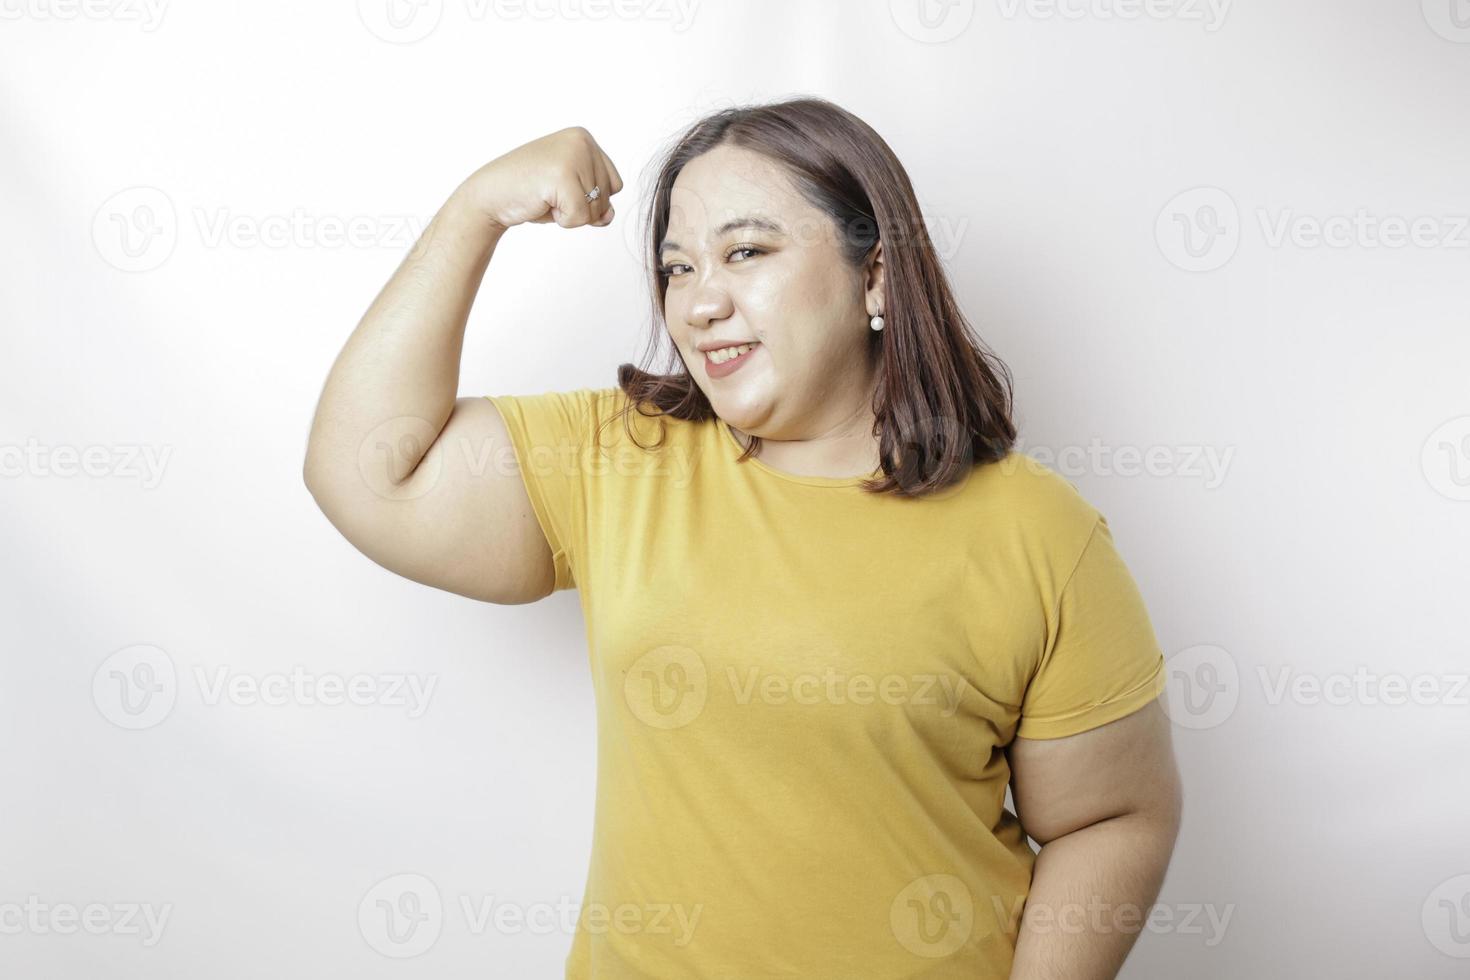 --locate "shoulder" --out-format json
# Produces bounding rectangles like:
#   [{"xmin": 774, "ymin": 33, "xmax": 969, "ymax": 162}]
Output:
[
  {"xmin": 587, "ymin": 385, "xmax": 624, "ymax": 408},
  {"xmin": 585, "ymin": 385, "xmax": 657, "ymax": 420},
  {"xmin": 583, "ymin": 385, "xmax": 702, "ymax": 452},
  {"xmin": 967, "ymin": 449, "xmax": 1102, "ymax": 556}
]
